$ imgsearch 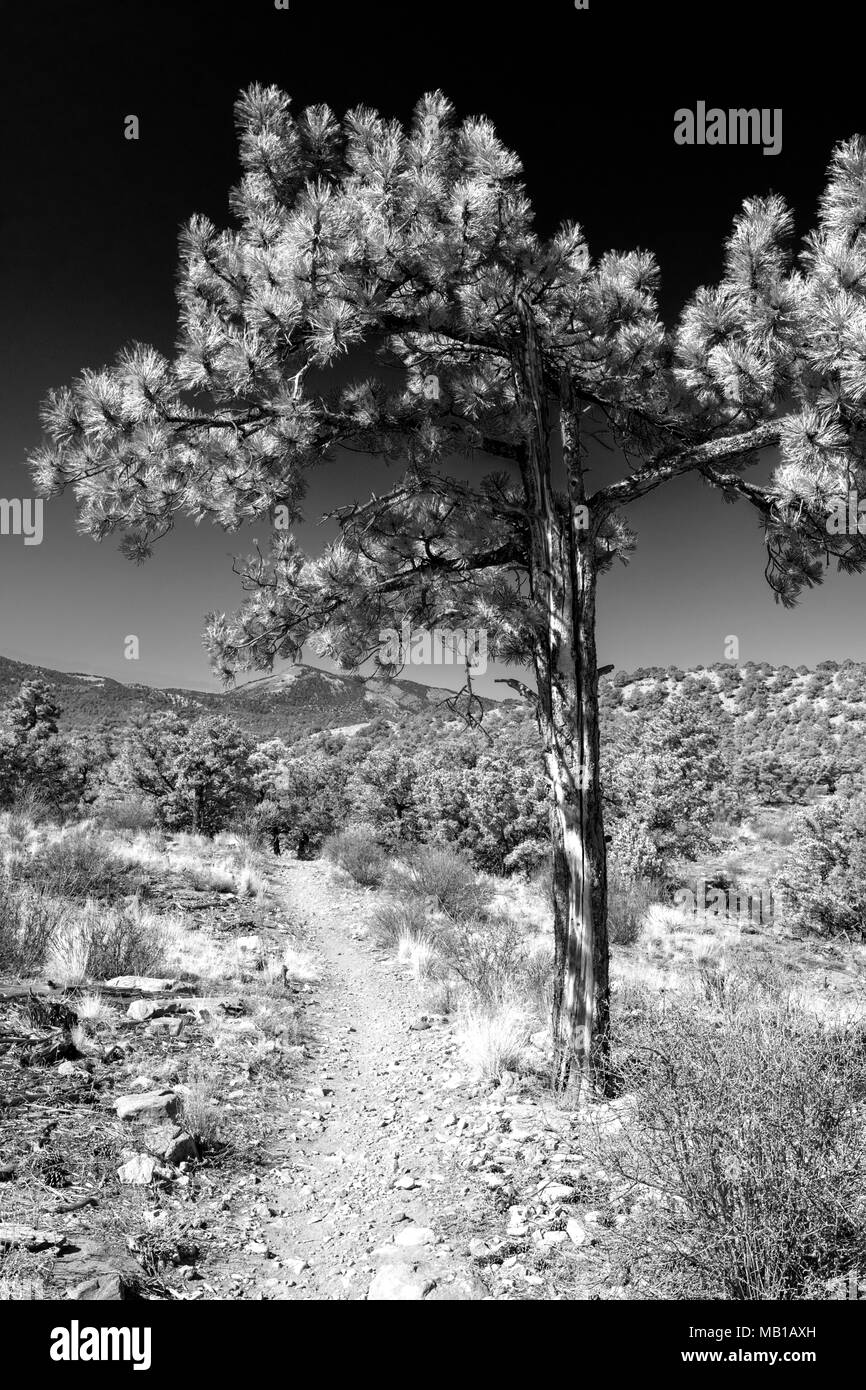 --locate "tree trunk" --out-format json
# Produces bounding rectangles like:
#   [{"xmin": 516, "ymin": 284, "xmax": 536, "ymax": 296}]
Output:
[
  {"xmin": 513, "ymin": 298, "xmax": 610, "ymax": 1093},
  {"xmin": 543, "ymin": 541, "xmax": 610, "ymax": 1093},
  {"xmin": 192, "ymin": 783, "xmax": 204, "ymax": 835}
]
